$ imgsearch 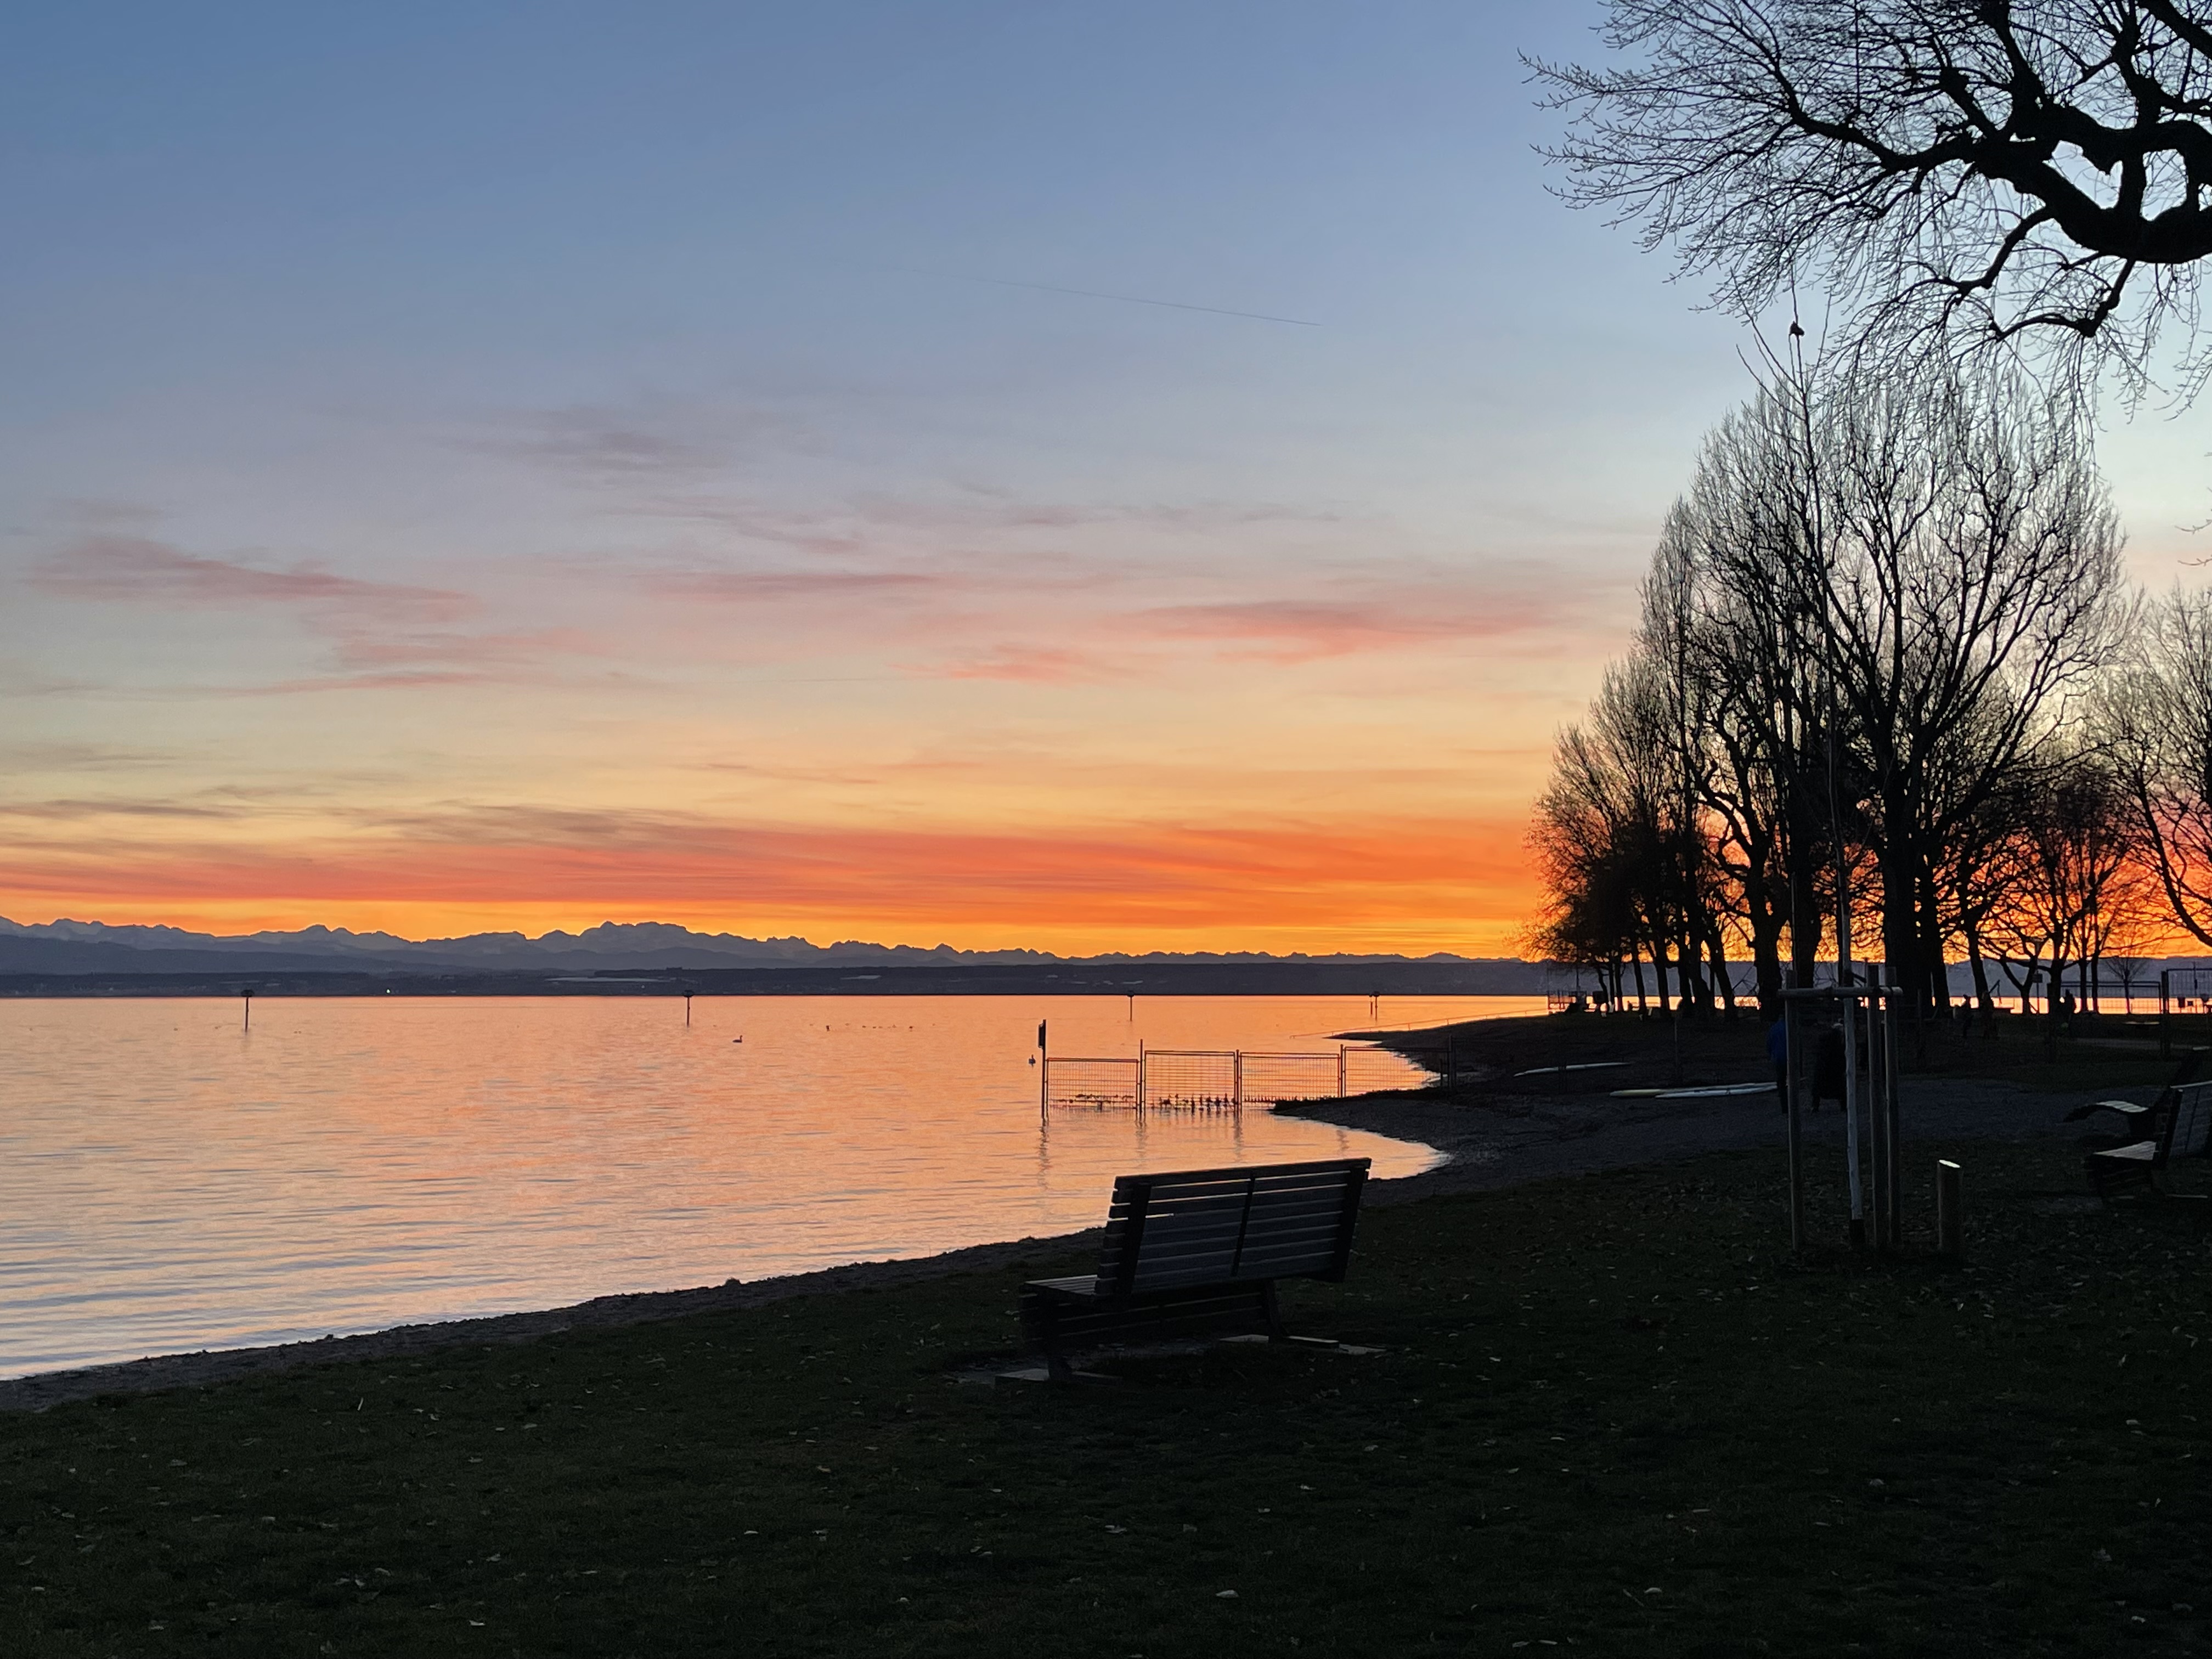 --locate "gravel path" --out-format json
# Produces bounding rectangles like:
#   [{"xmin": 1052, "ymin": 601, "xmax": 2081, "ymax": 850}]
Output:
[{"xmin": 1277, "ymin": 1071, "xmax": 2094, "ymax": 1204}]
